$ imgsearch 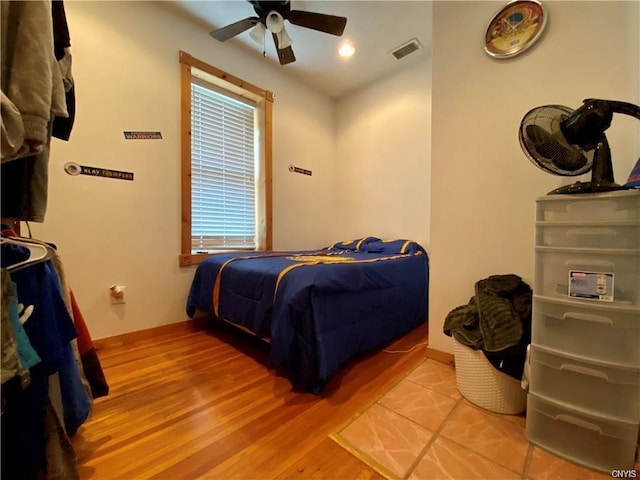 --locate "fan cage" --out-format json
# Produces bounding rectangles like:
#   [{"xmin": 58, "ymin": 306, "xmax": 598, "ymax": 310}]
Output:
[{"xmin": 519, "ymin": 105, "xmax": 593, "ymax": 177}]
